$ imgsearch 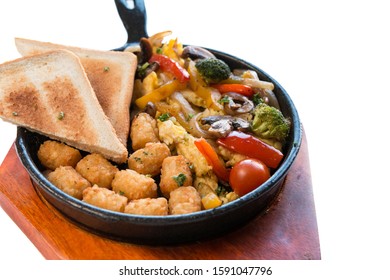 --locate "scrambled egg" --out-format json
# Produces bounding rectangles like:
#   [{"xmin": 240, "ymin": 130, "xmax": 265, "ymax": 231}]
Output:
[
  {"xmin": 180, "ymin": 89, "xmax": 207, "ymax": 108},
  {"xmin": 218, "ymin": 146, "xmax": 248, "ymax": 167},
  {"xmin": 133, "ymin": 71, "xmax": 159, "ymax": 100},
  {"xmin": 157, "ymin": 119, "xmax": 187, "ymax": 146},
  {"xmin": 158, "ymin": 119, "xmax": 212, "ymax": 177}
]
